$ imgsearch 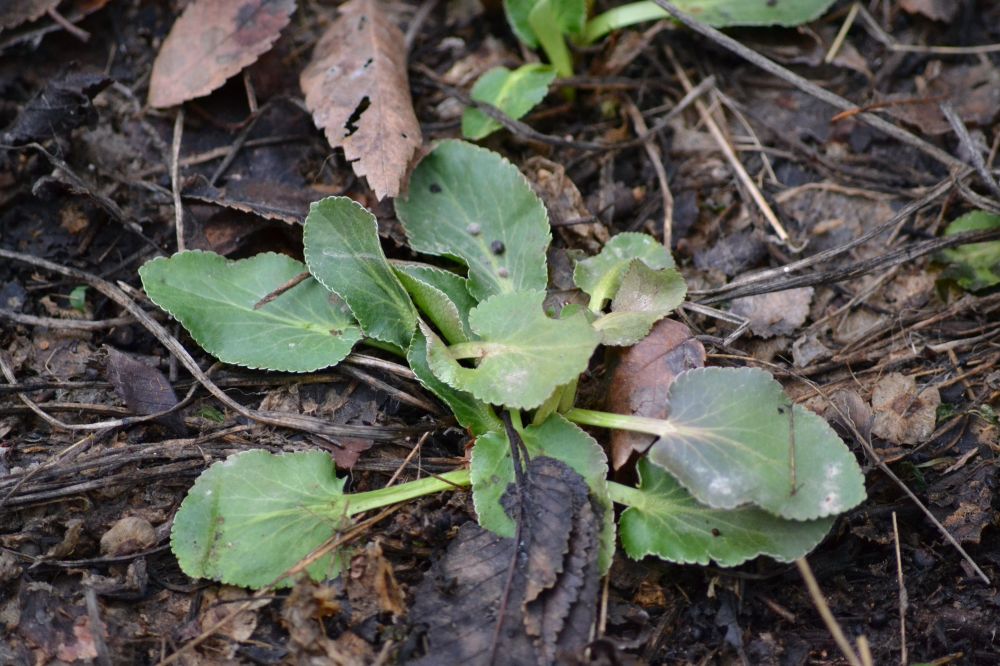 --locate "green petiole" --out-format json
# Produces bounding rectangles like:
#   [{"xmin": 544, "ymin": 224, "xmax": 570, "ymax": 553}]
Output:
[
  {"xmin": 343, "ymin": 468, "xmax": 471, "ymax": 515},
  {"xmin": 564, "ymin": 407, "xmax": 679, "ymax": 437}
]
